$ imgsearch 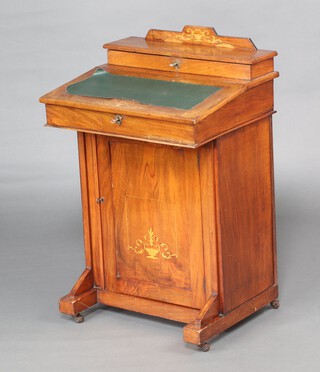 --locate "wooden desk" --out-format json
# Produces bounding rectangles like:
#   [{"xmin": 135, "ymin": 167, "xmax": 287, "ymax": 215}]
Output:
[{"xmin": 40, "ymin": 25, "xmax": 279, "ymax": 351}]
